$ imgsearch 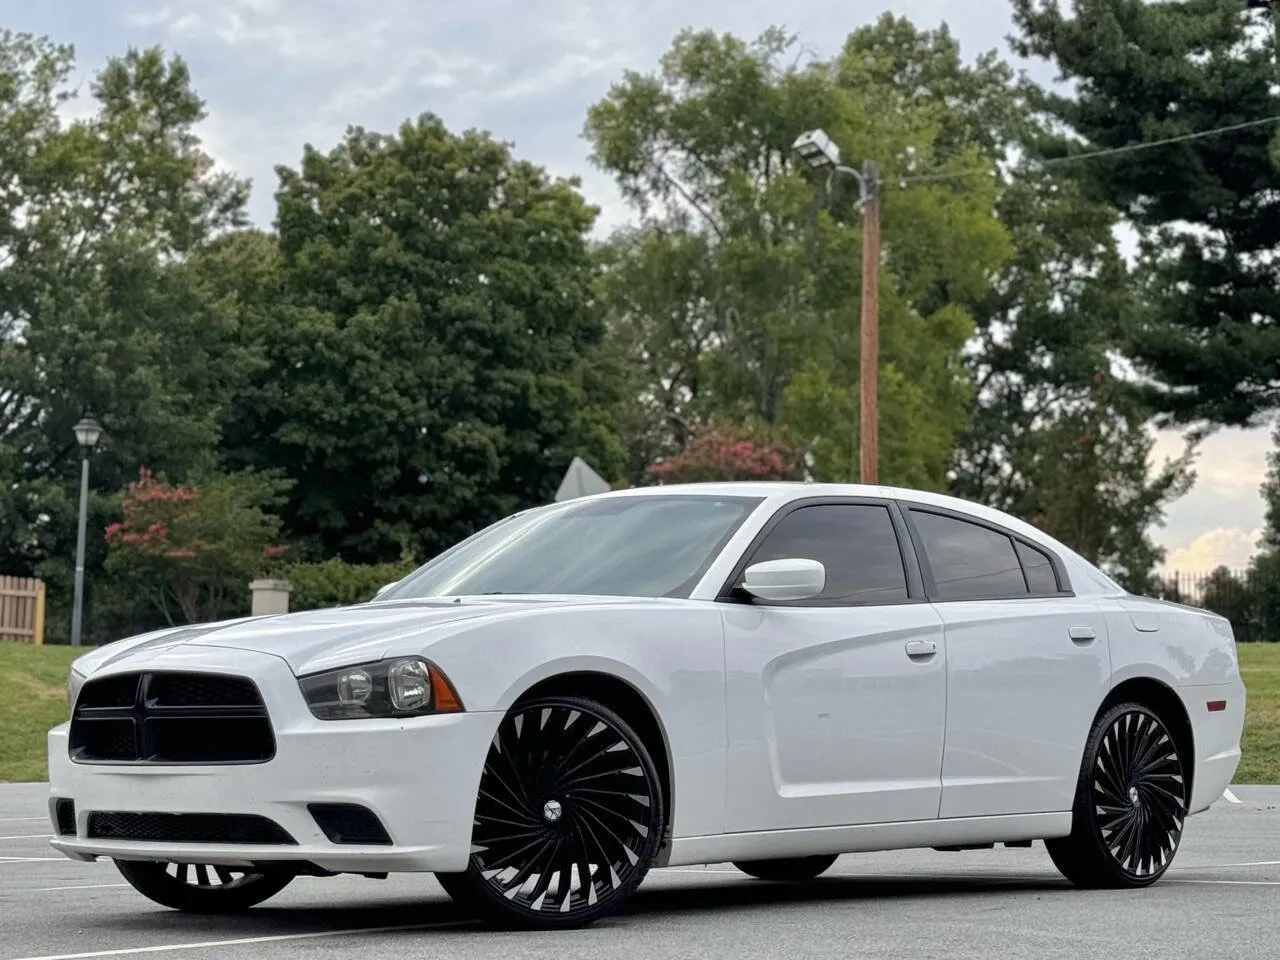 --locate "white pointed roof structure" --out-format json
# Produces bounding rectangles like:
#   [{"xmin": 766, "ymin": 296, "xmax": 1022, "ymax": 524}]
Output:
[{"xmin": 554, "ymin": 456, "xmax": 611, "ymax": 502}]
